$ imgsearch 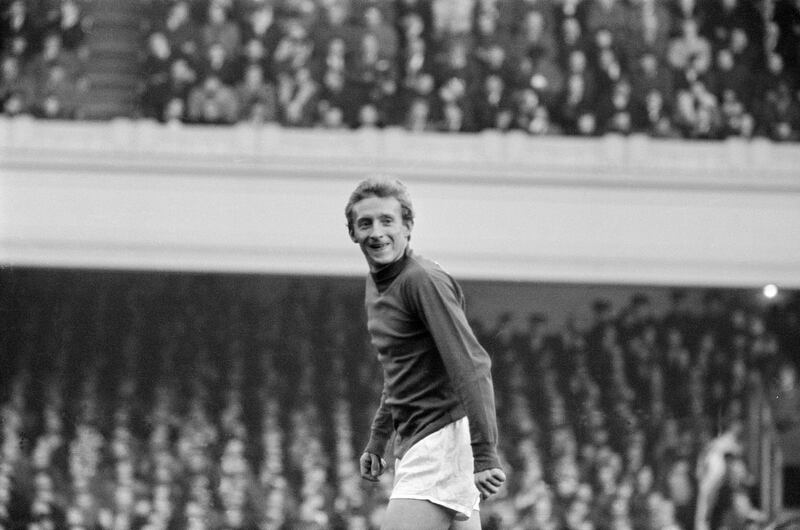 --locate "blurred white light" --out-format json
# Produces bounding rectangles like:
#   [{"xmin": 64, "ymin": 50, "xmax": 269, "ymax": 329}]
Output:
[{"xmin": 763, "ymin": 284, "xmax": 779, "ymax": 299}]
